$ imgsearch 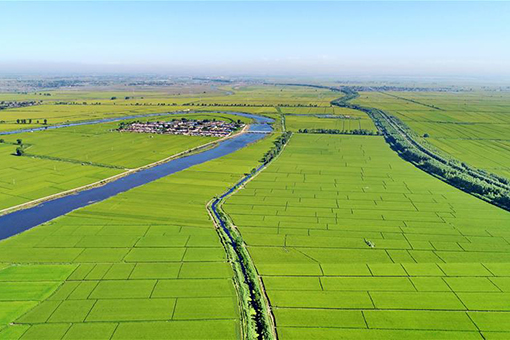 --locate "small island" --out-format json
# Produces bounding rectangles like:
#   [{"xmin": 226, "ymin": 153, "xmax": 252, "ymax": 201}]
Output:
[{"xmin": 117, "ymin": 118, "xmax": 243, "ymax": 137}]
